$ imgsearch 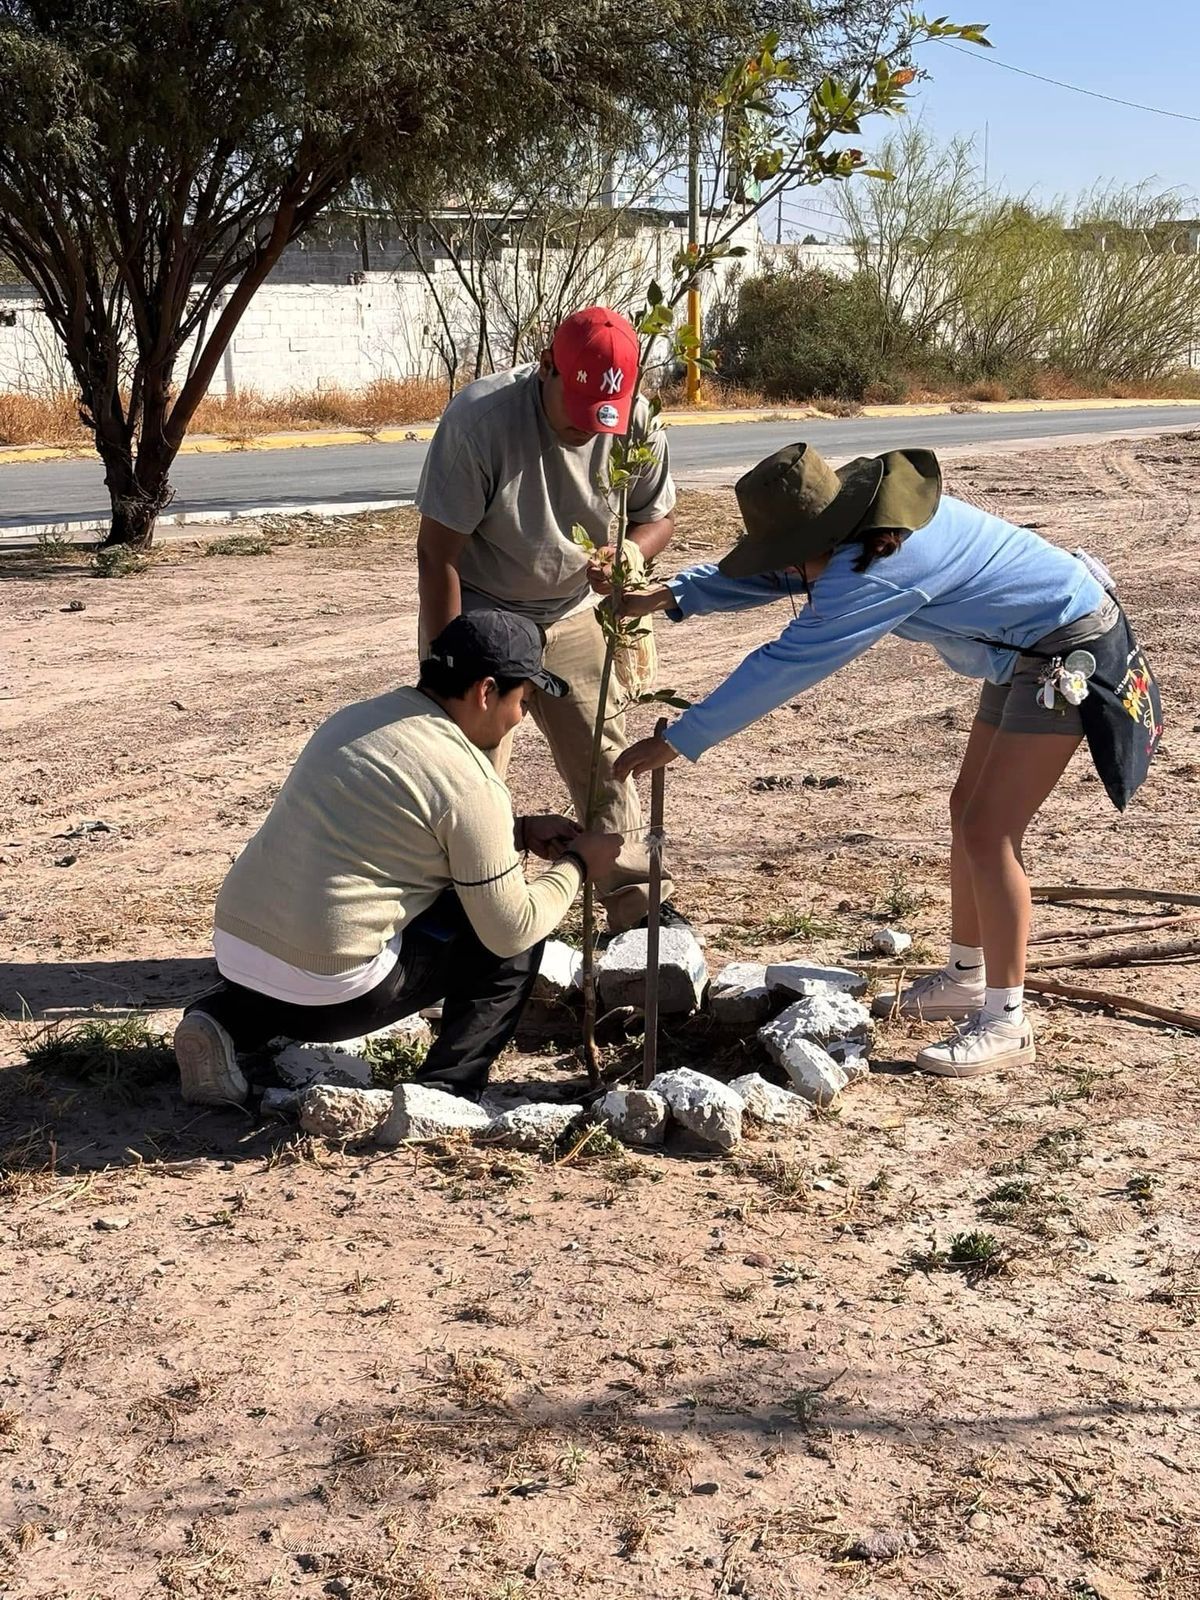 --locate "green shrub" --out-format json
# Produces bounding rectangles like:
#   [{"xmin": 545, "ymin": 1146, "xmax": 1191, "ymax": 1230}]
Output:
[
  {"xmin": 711, "ymin": 265, "xmax": 904, "ymax": 402},
  {"xmin": 92, "ymin": 544, "xmax": 148, "ymax": 578}
]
